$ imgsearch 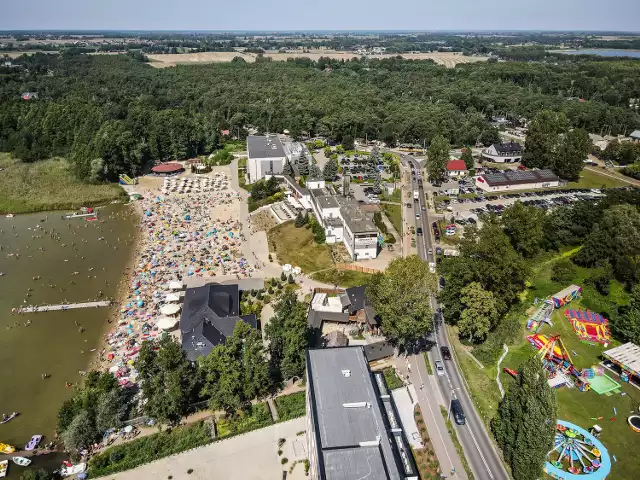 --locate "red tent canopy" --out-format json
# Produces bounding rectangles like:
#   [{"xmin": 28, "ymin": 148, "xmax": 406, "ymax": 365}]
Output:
[{"xmin": 151, "ymin": 163, "xmax": 183, "ymax": 173}]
